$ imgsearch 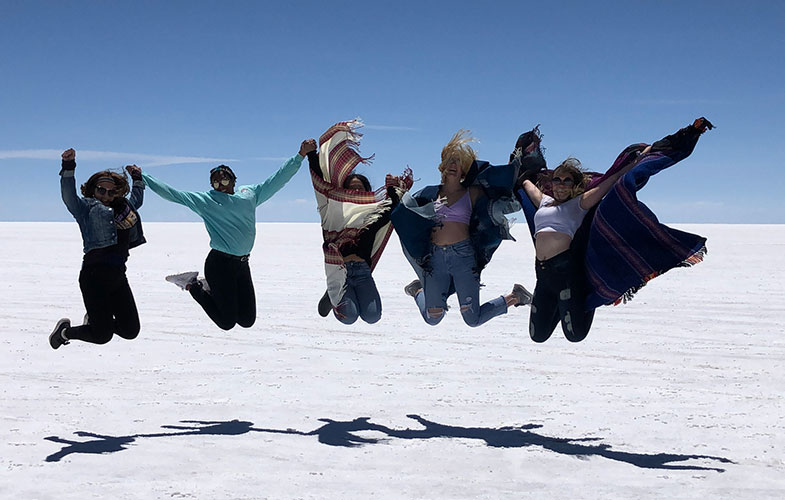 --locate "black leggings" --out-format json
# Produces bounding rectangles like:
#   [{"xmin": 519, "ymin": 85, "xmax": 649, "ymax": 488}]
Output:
[
  {"xmin": 189, "ymin": 249, "xmax": 256, "ymax": 330},
  {"xmin": 65, "ymin": 266, "xmax": 140, "ymax": 344},
  {"xmin": 529, "ymin": 250, "xmax": 595, "ymax": 343}
]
